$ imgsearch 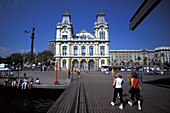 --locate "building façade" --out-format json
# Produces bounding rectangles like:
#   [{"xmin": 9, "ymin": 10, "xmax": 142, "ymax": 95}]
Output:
[{"xmin": 50, "ymin": 11, "xmax": 110, "ymax": 71}]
